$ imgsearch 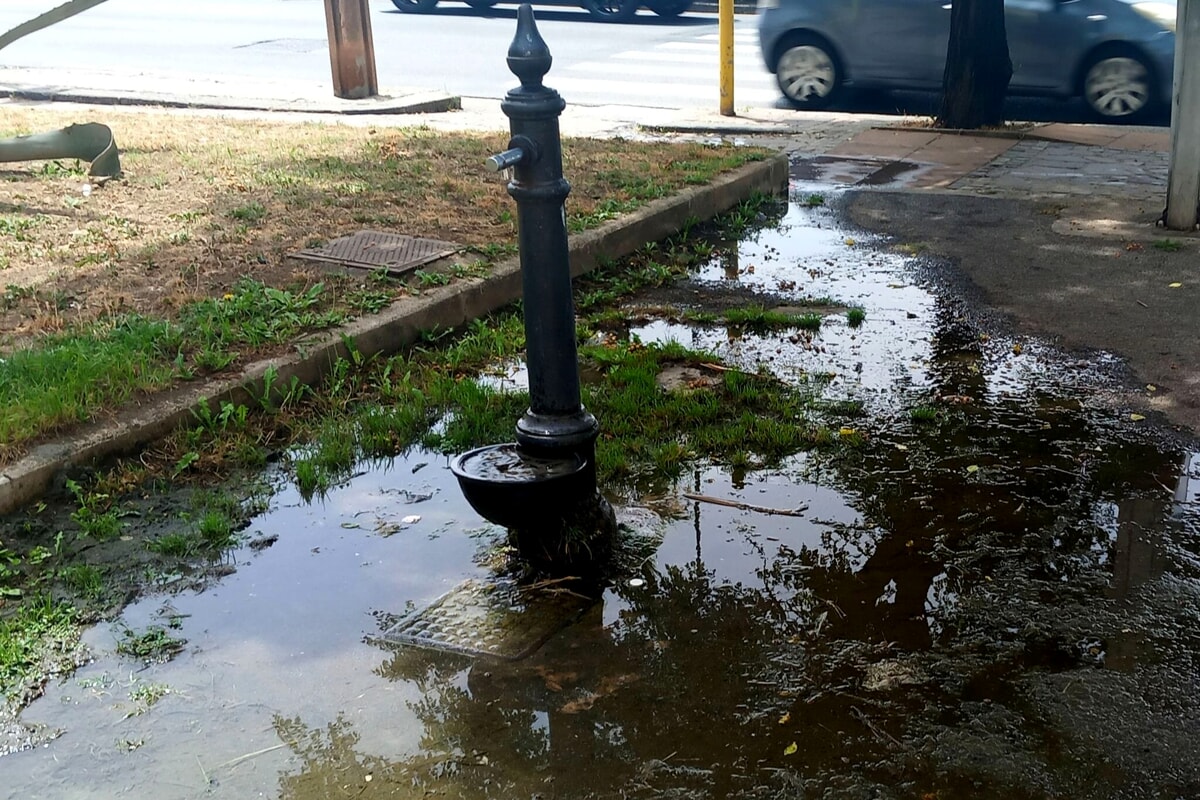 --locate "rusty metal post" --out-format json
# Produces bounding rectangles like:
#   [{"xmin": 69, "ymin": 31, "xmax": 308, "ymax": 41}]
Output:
[{"xmin": 323, "ymin": 0, "xmax": 379, "ymax": 100}]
